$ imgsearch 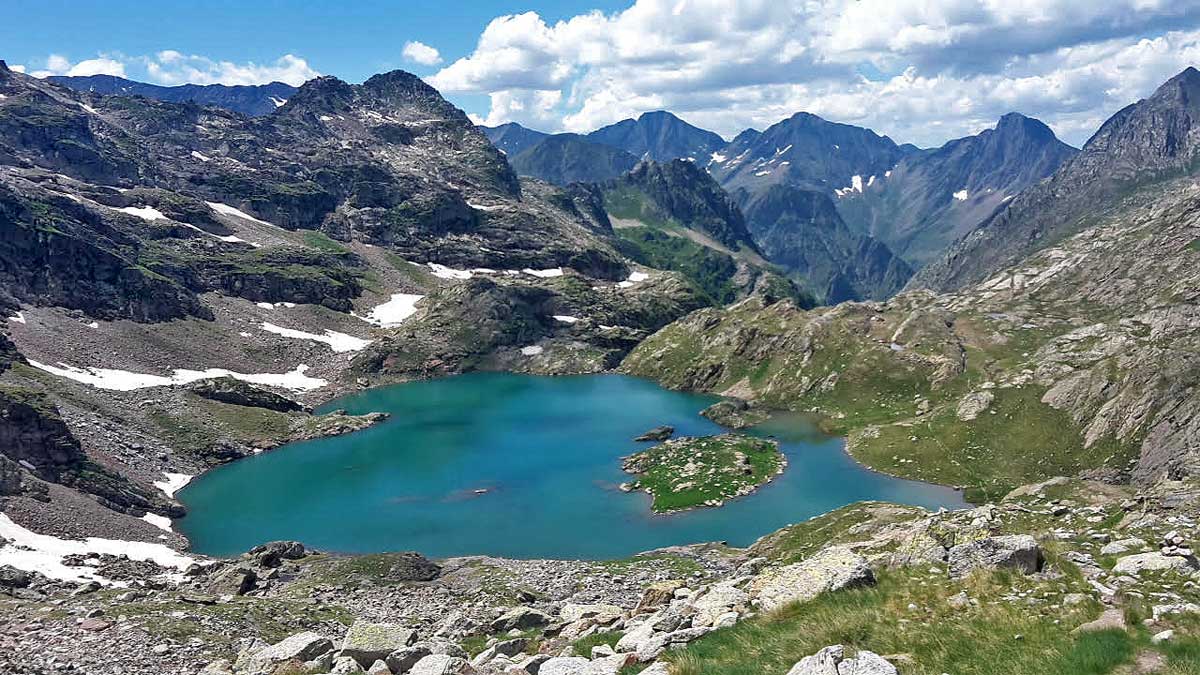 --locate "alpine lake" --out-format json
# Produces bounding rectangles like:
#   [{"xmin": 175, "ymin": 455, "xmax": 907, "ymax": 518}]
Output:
[{"xmin": 176, "ymin": 373, "xmax": 967, "ymax": 559}]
